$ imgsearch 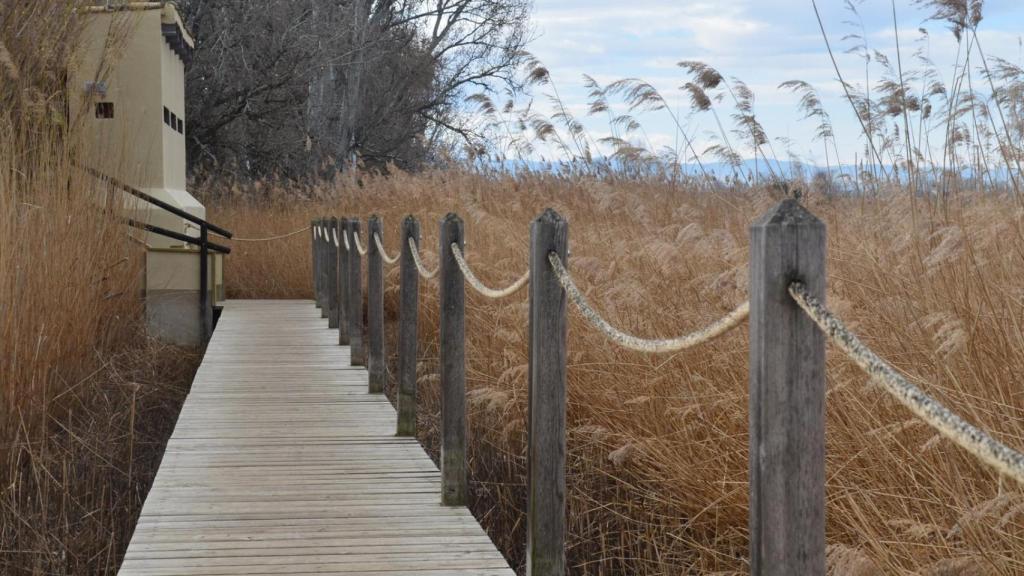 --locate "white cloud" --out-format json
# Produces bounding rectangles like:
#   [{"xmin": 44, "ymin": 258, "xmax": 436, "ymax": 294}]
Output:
[
  {"xmin": 519, "ymin": 0, "xmax": 1024, "ymax": 165},
  {"xmin": 532, "ymin": 0, "xmax": 766, "ymax": 55}
]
